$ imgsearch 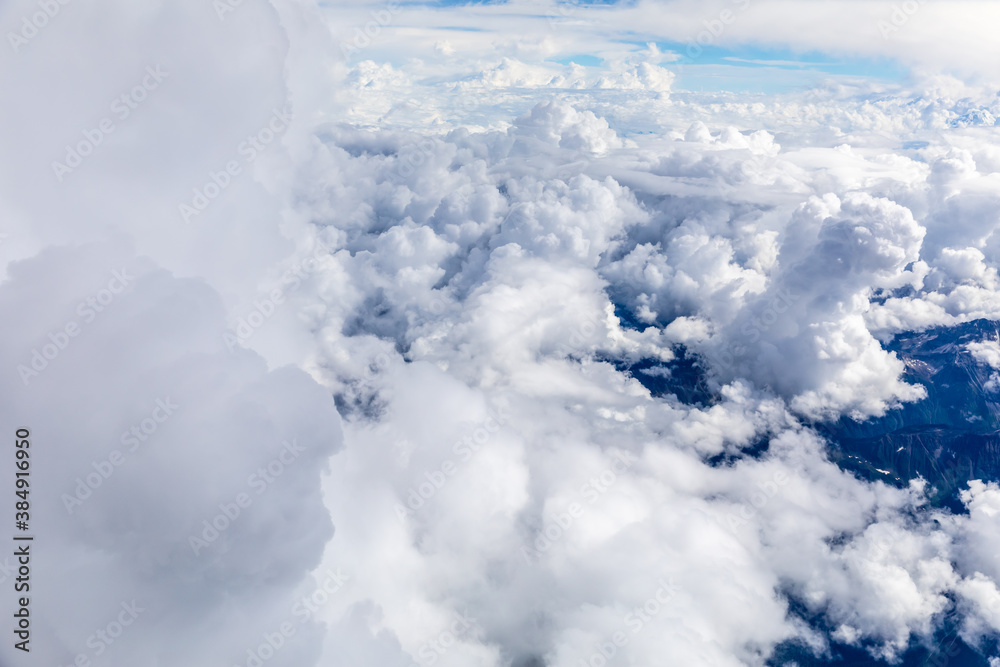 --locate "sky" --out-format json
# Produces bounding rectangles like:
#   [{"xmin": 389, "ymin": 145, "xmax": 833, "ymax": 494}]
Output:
[{"xmin": 2, "ymin": 0, "xmax": 1000, "ymax": 666}]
